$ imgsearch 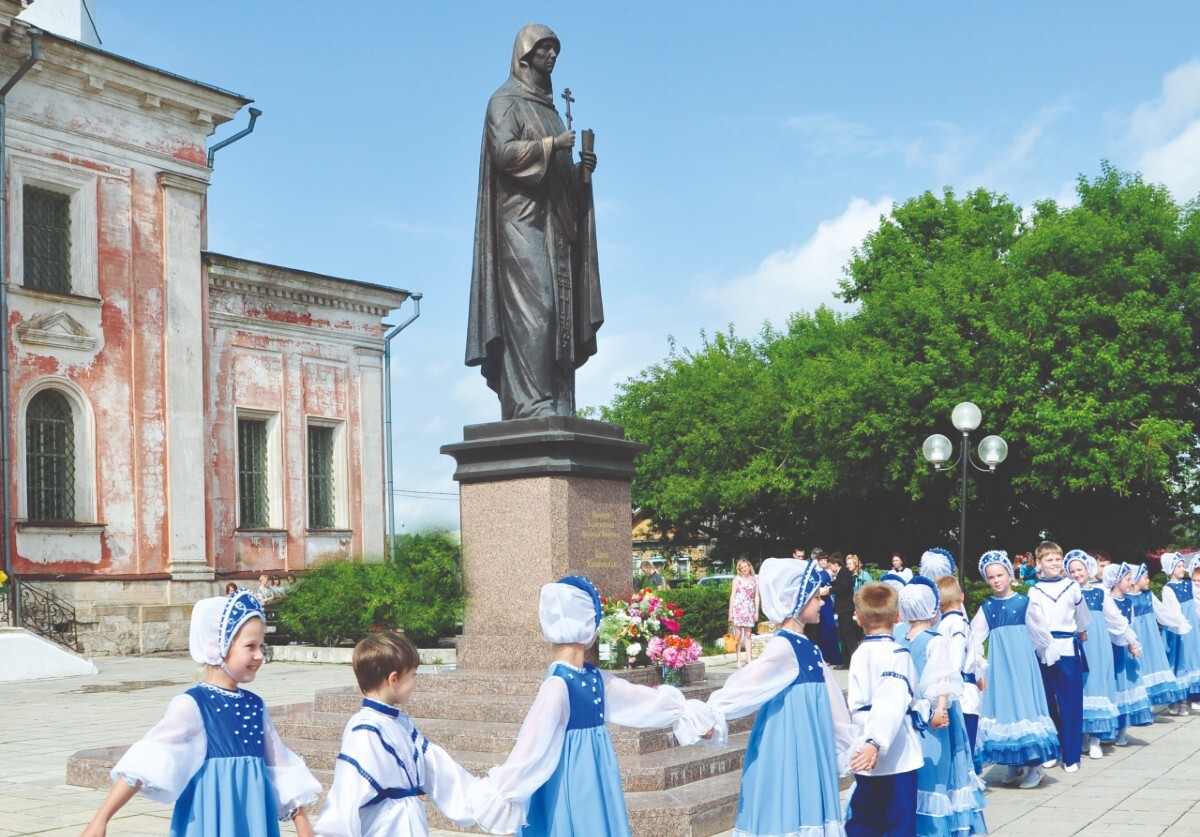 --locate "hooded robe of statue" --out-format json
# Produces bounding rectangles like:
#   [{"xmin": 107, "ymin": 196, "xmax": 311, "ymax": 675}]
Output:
[{"xmin": 466, "ymin": 23, "xmax": 603, "ymax": 420}]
